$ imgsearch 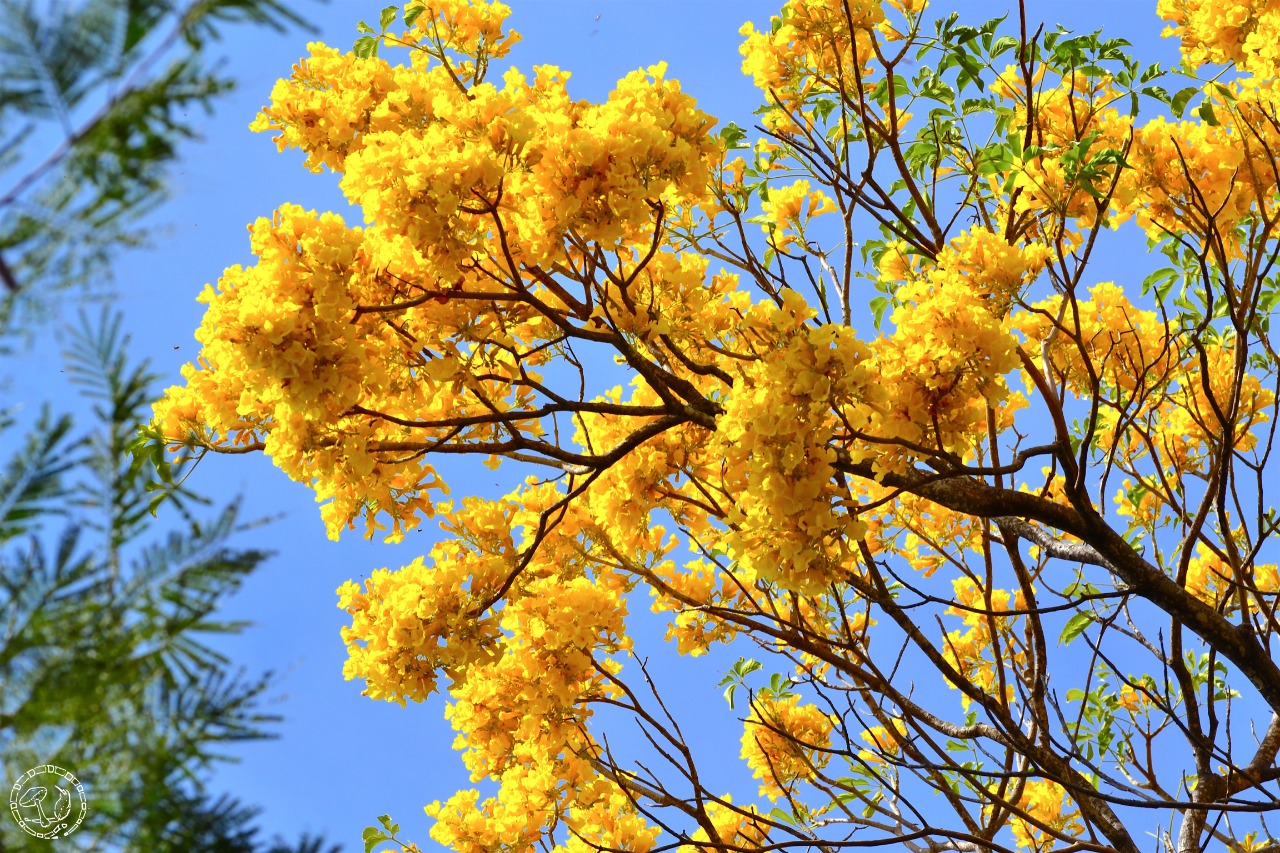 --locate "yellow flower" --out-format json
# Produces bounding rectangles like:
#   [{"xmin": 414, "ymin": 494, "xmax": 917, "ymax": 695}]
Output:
[
  {"xmin": 857, "ymin": 718, "xmax": 909, "ymax": 764},
  {"xmin": 1008, "ymin": 779, "xmax": 1083, "ymax": 851},
  {"xmin": 741, "ymin": 693, "xmax": 834, "ymax": 799},
  {"xmin": 685, "ymin": 798, "xmax": 769, "ymax": 850},
  {"xmin": 759, "ymin": 179, "xmax": 836, "ymax": 250},
  {"xmin": 1157, "ymin": 0, "xmax": 1280, "ymax": 76}
]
